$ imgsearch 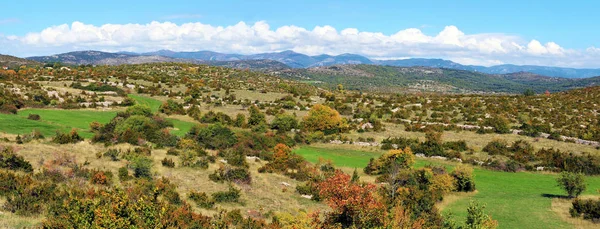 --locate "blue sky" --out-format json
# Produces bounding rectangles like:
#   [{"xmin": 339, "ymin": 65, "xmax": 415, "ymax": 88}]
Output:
[{"xmin": 1, "ymin": 0, "xmax": 599, "ymax": 67}]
